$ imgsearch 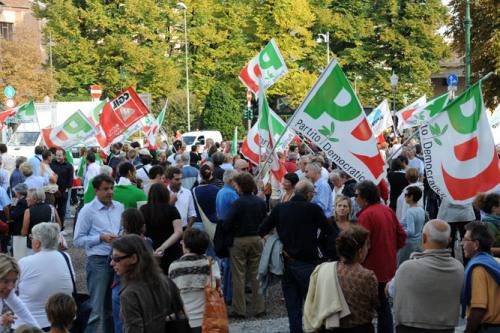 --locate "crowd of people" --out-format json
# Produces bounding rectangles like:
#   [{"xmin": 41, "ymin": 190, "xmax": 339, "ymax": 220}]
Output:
[{"xmin": 0, "ymin": 136, "xmax": 496, "ymax": 333}]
